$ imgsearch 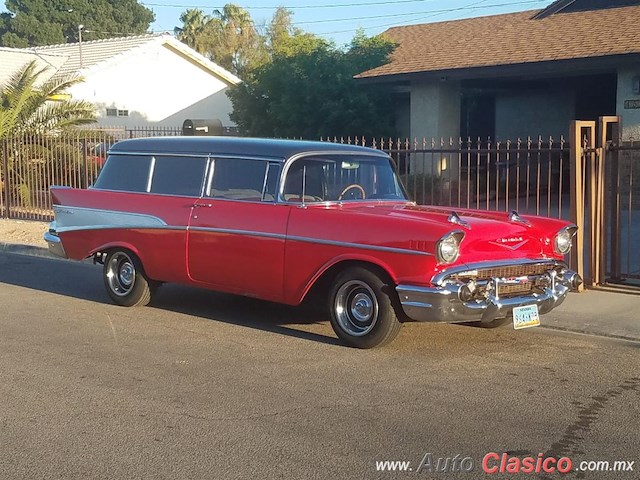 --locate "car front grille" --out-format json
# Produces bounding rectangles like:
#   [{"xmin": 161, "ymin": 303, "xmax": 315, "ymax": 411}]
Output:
[{"xmin": 448, "ymin": 262, "xmax": 559, "ymax": 298}]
